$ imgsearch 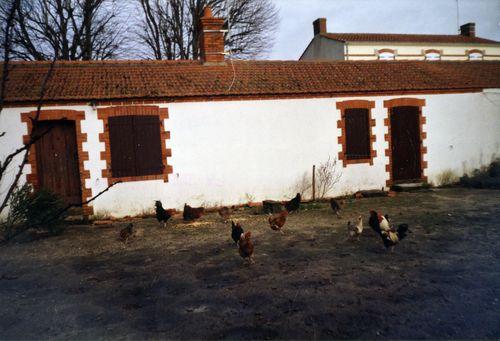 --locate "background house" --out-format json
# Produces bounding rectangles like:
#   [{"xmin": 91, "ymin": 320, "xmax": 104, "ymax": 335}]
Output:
[
  {"xmin": 1, "ymin": 9, "xmax": 500, "ymax": 218},
  {"xmin": 300, "ymin": 18, "xmax": 500, "ymax": 61}
]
